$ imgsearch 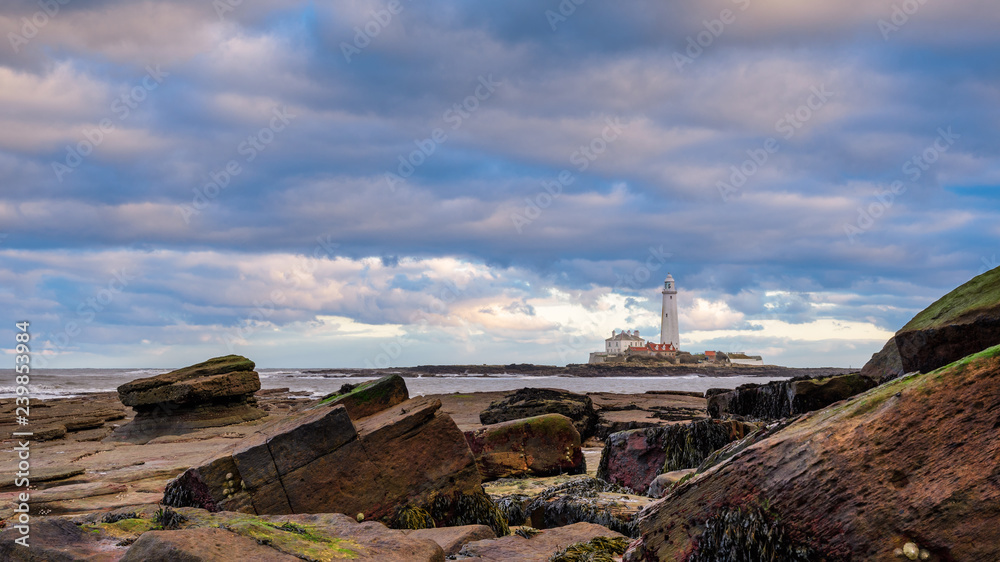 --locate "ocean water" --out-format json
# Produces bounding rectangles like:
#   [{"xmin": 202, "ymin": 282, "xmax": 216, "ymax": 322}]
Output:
[{"xmin": 0, "ymin": 368, "xmax": 790, "ymax": 400}]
